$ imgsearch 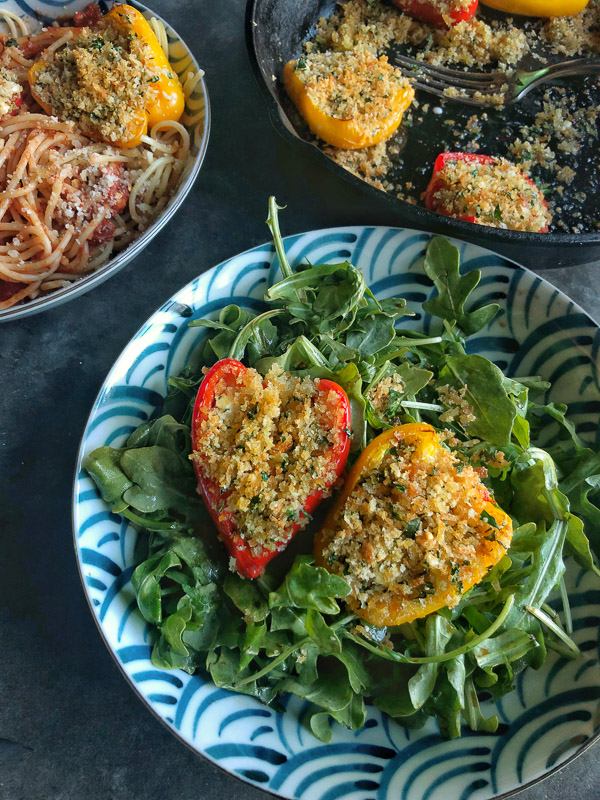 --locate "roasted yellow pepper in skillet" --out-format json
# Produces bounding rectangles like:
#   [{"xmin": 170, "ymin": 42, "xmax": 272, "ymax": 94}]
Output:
[
  {"xmin": 283, "ymin": 51, "xmax": 414, "ymax": 149},
  {"xmin": 315, "ymin": 423, "xmax": 513, "ymax": 627},
  {"xmin": 28, "ymin": 4, "xmax": 184, "ymax": 148},
  {"xmin": 480, "ymin": 0, "xmax": 588, "ymax": 16}
]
